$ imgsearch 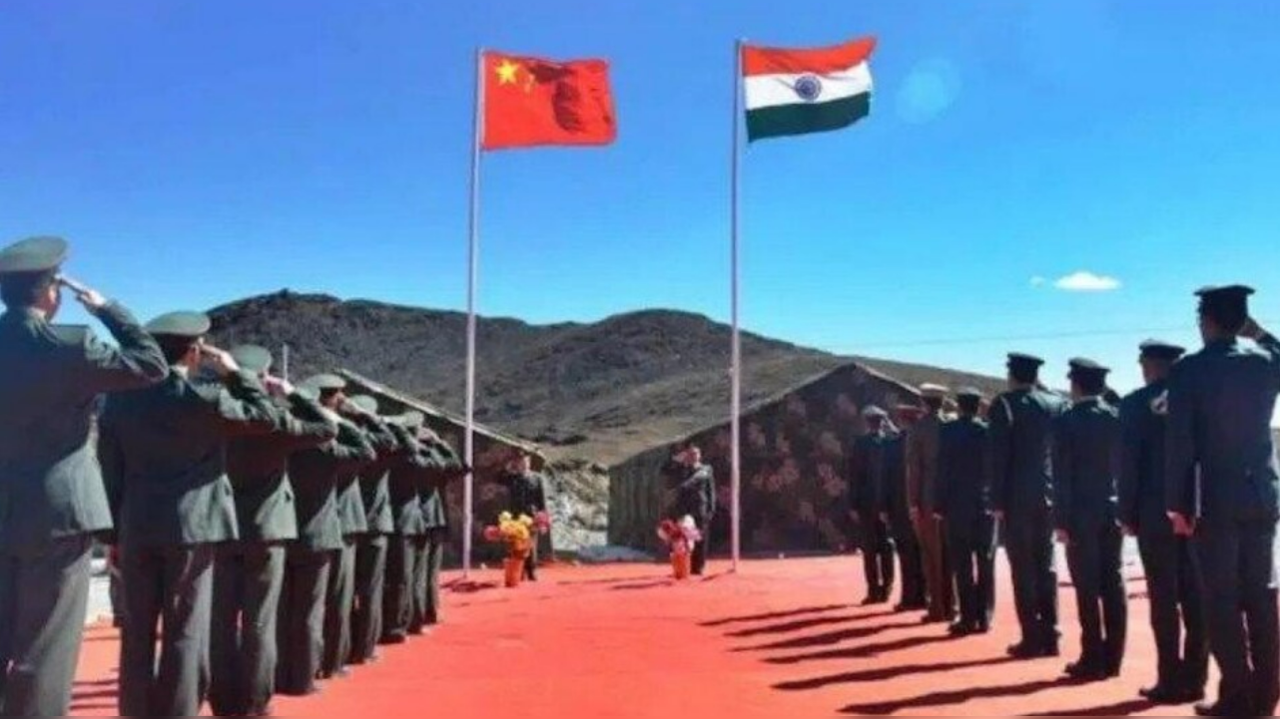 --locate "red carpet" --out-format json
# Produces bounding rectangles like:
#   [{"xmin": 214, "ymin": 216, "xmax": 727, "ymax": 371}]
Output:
[{"xmin": 70, "ymin": 556, "xmax": 1208, "ymax": 716}]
